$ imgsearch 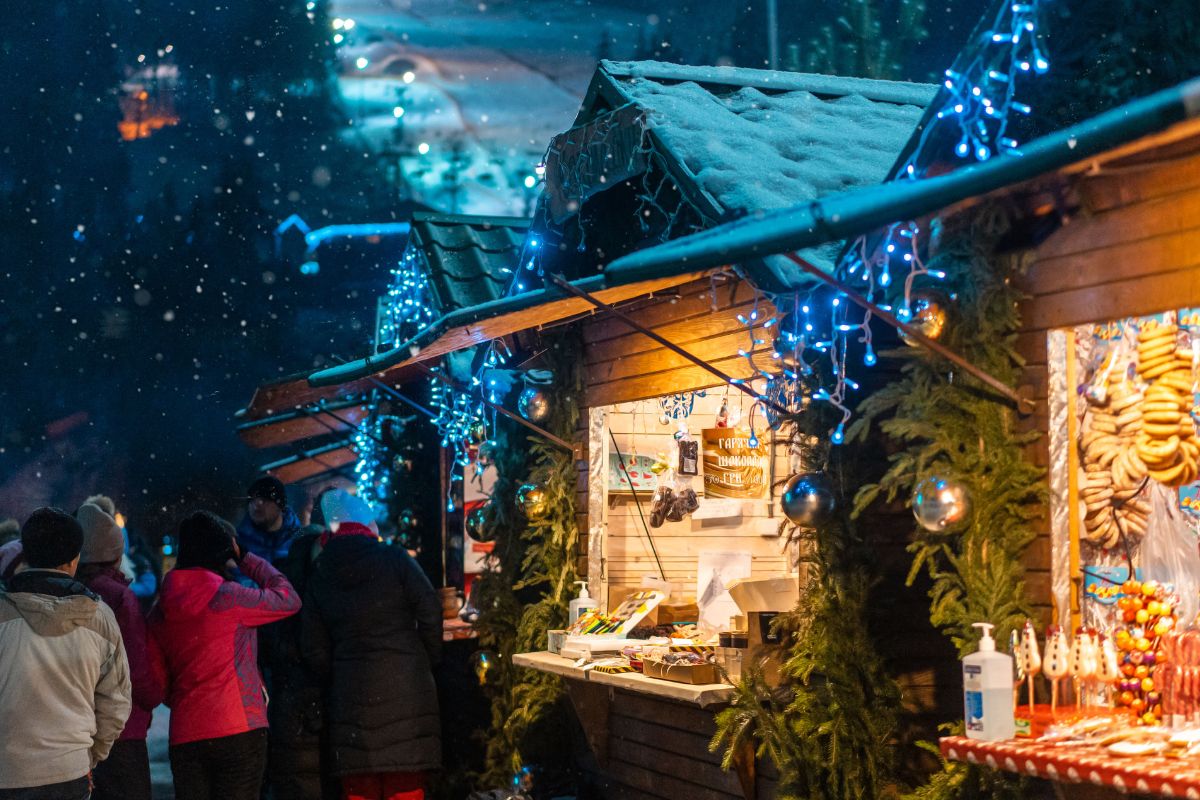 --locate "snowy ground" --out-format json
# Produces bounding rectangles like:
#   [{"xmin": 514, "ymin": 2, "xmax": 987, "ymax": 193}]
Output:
[{"xmin": 330, "ymin": 0, "xmax": 647, "ymax": 215}]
